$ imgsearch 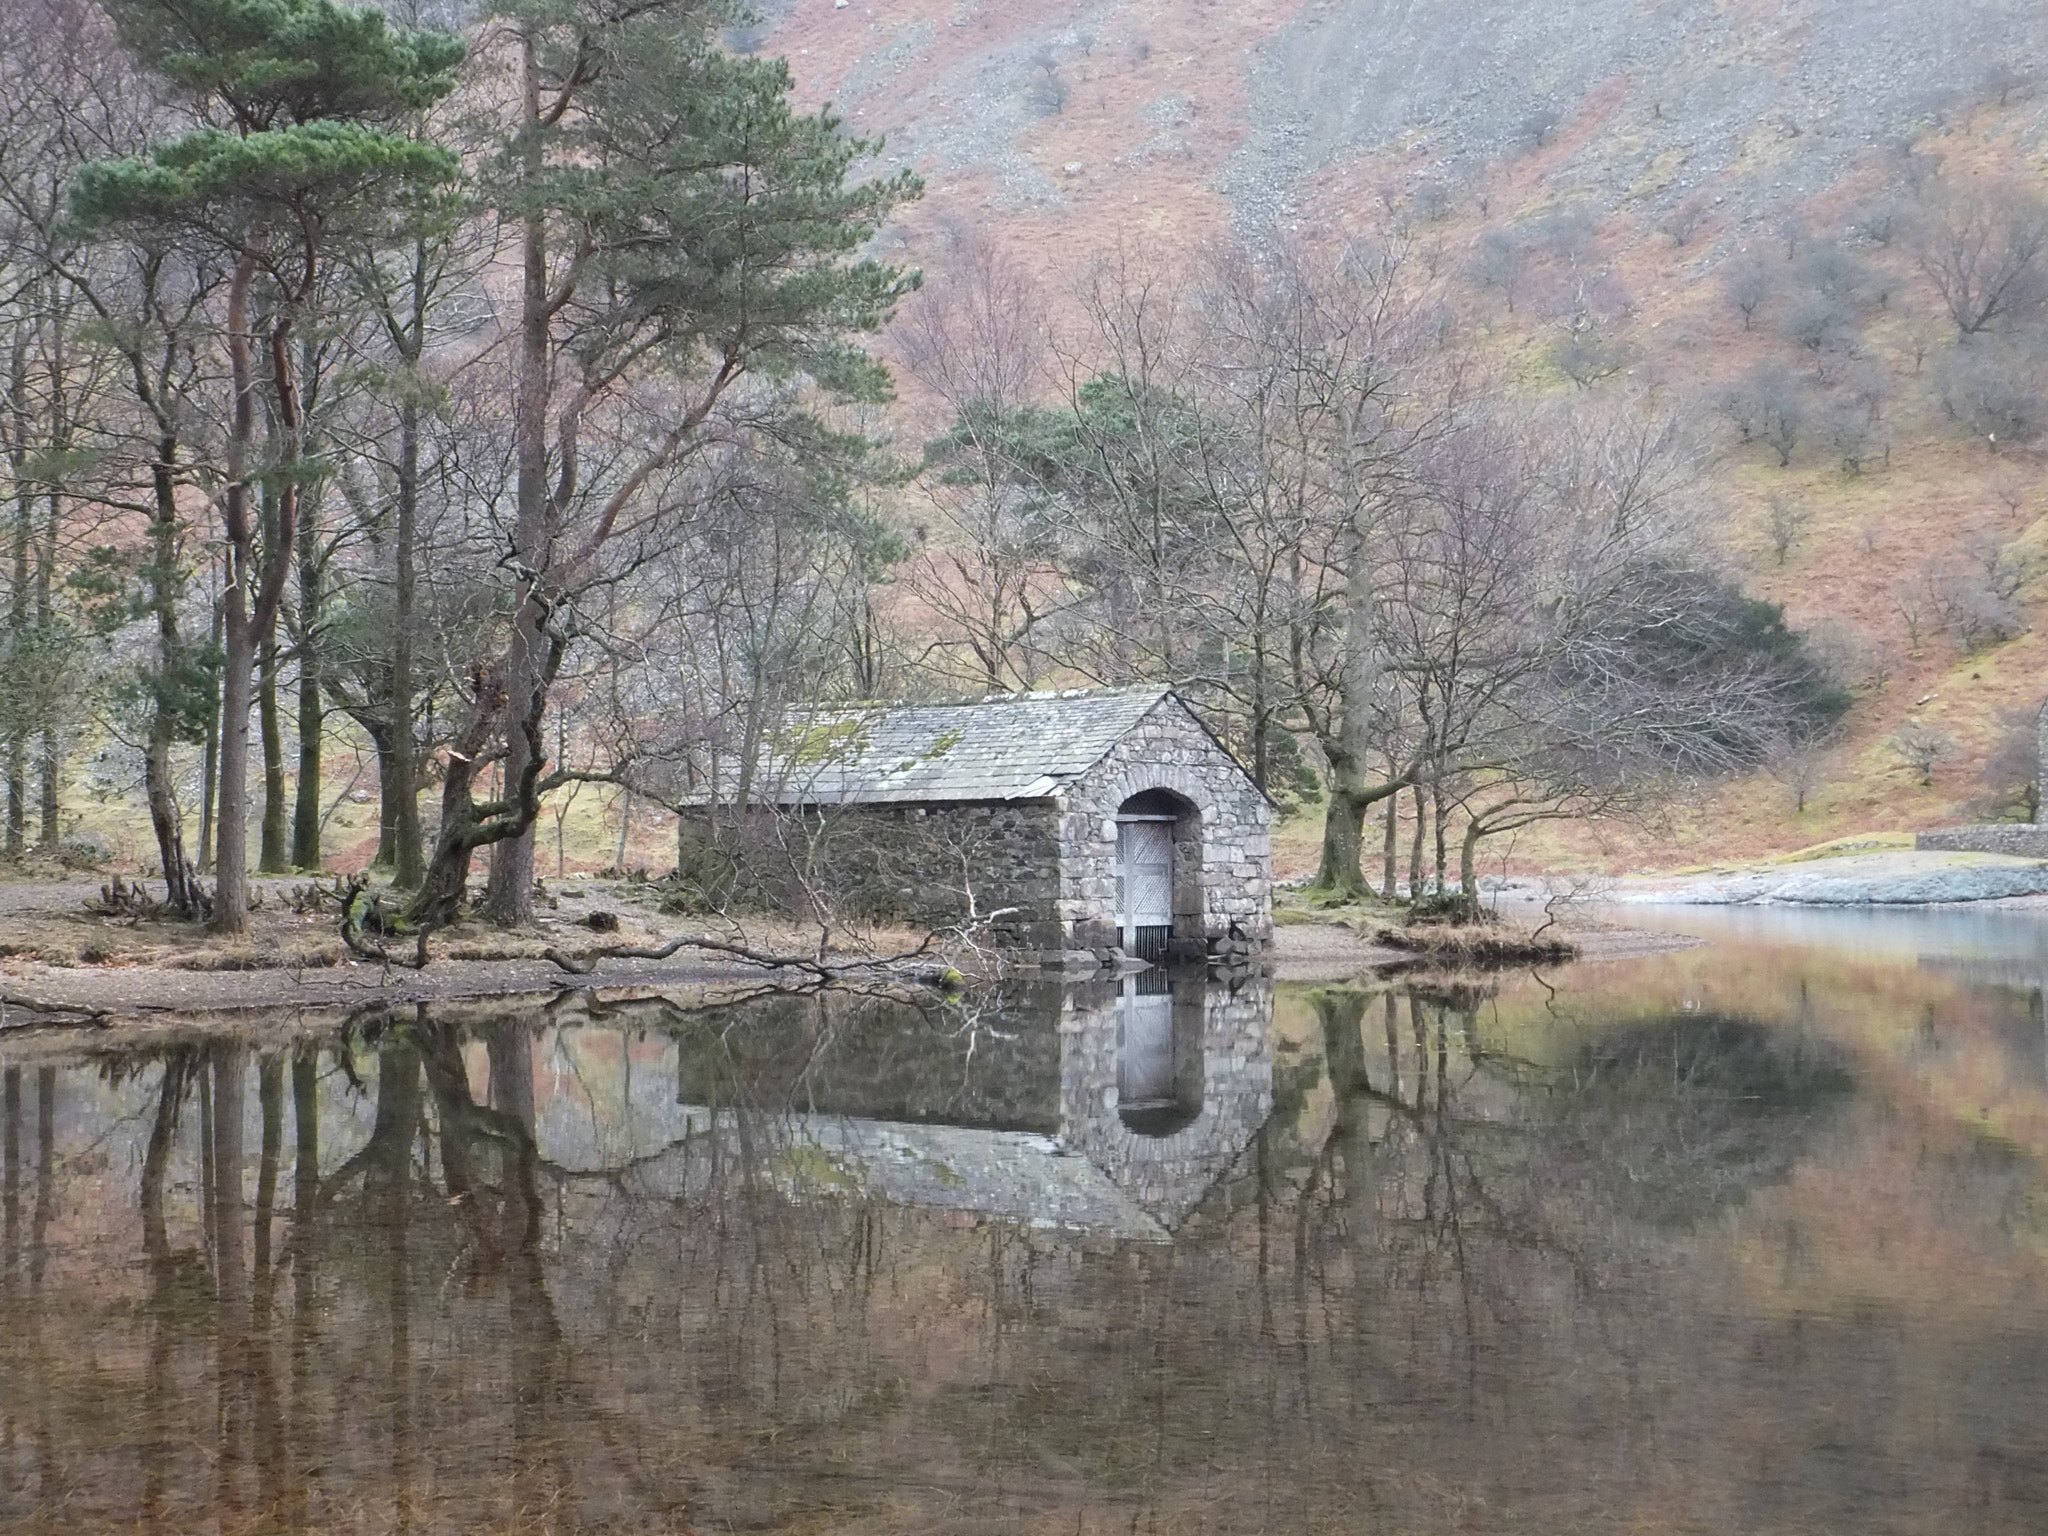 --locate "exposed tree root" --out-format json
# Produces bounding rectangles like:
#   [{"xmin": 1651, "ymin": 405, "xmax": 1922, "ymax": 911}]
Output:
[{"xmin": 337, "ymin": 875, "xmax": 432, "ymax": 970}]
